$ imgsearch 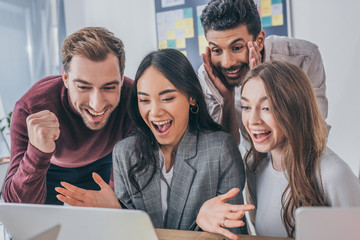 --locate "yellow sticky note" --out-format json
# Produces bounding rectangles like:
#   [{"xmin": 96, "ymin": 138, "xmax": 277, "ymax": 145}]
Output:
[
  {"xmin": 181, "ymin": 50, "xmax": 187, "ymax": 57},
  {"xmin": 176, "ymin": 38, "xmax": 186, "ymax": 49},
  {"xmin": 198, "ymin": 35, "xmax": 207, "ymax": 56},
  {"xmin": 183, "ymin": 18, "xmax": 194, "ymax": 38},
  {"xmin": 272, "ymin": 14, "xmax": 284, "ymax": 26},
  {"xmin": 175, "ymin": 19, "xmax": 185, "ymax": 29},
  {"xmin": 260, "ymin": 0, "xmax": 272, "ymax": 17},
  {"xmin": 167, "ymin": 30, "xmax": 176, "ymax": 40},
  {"xmin": 158, "ymin": 41, "xmax": 167, "ymax": 49}
]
